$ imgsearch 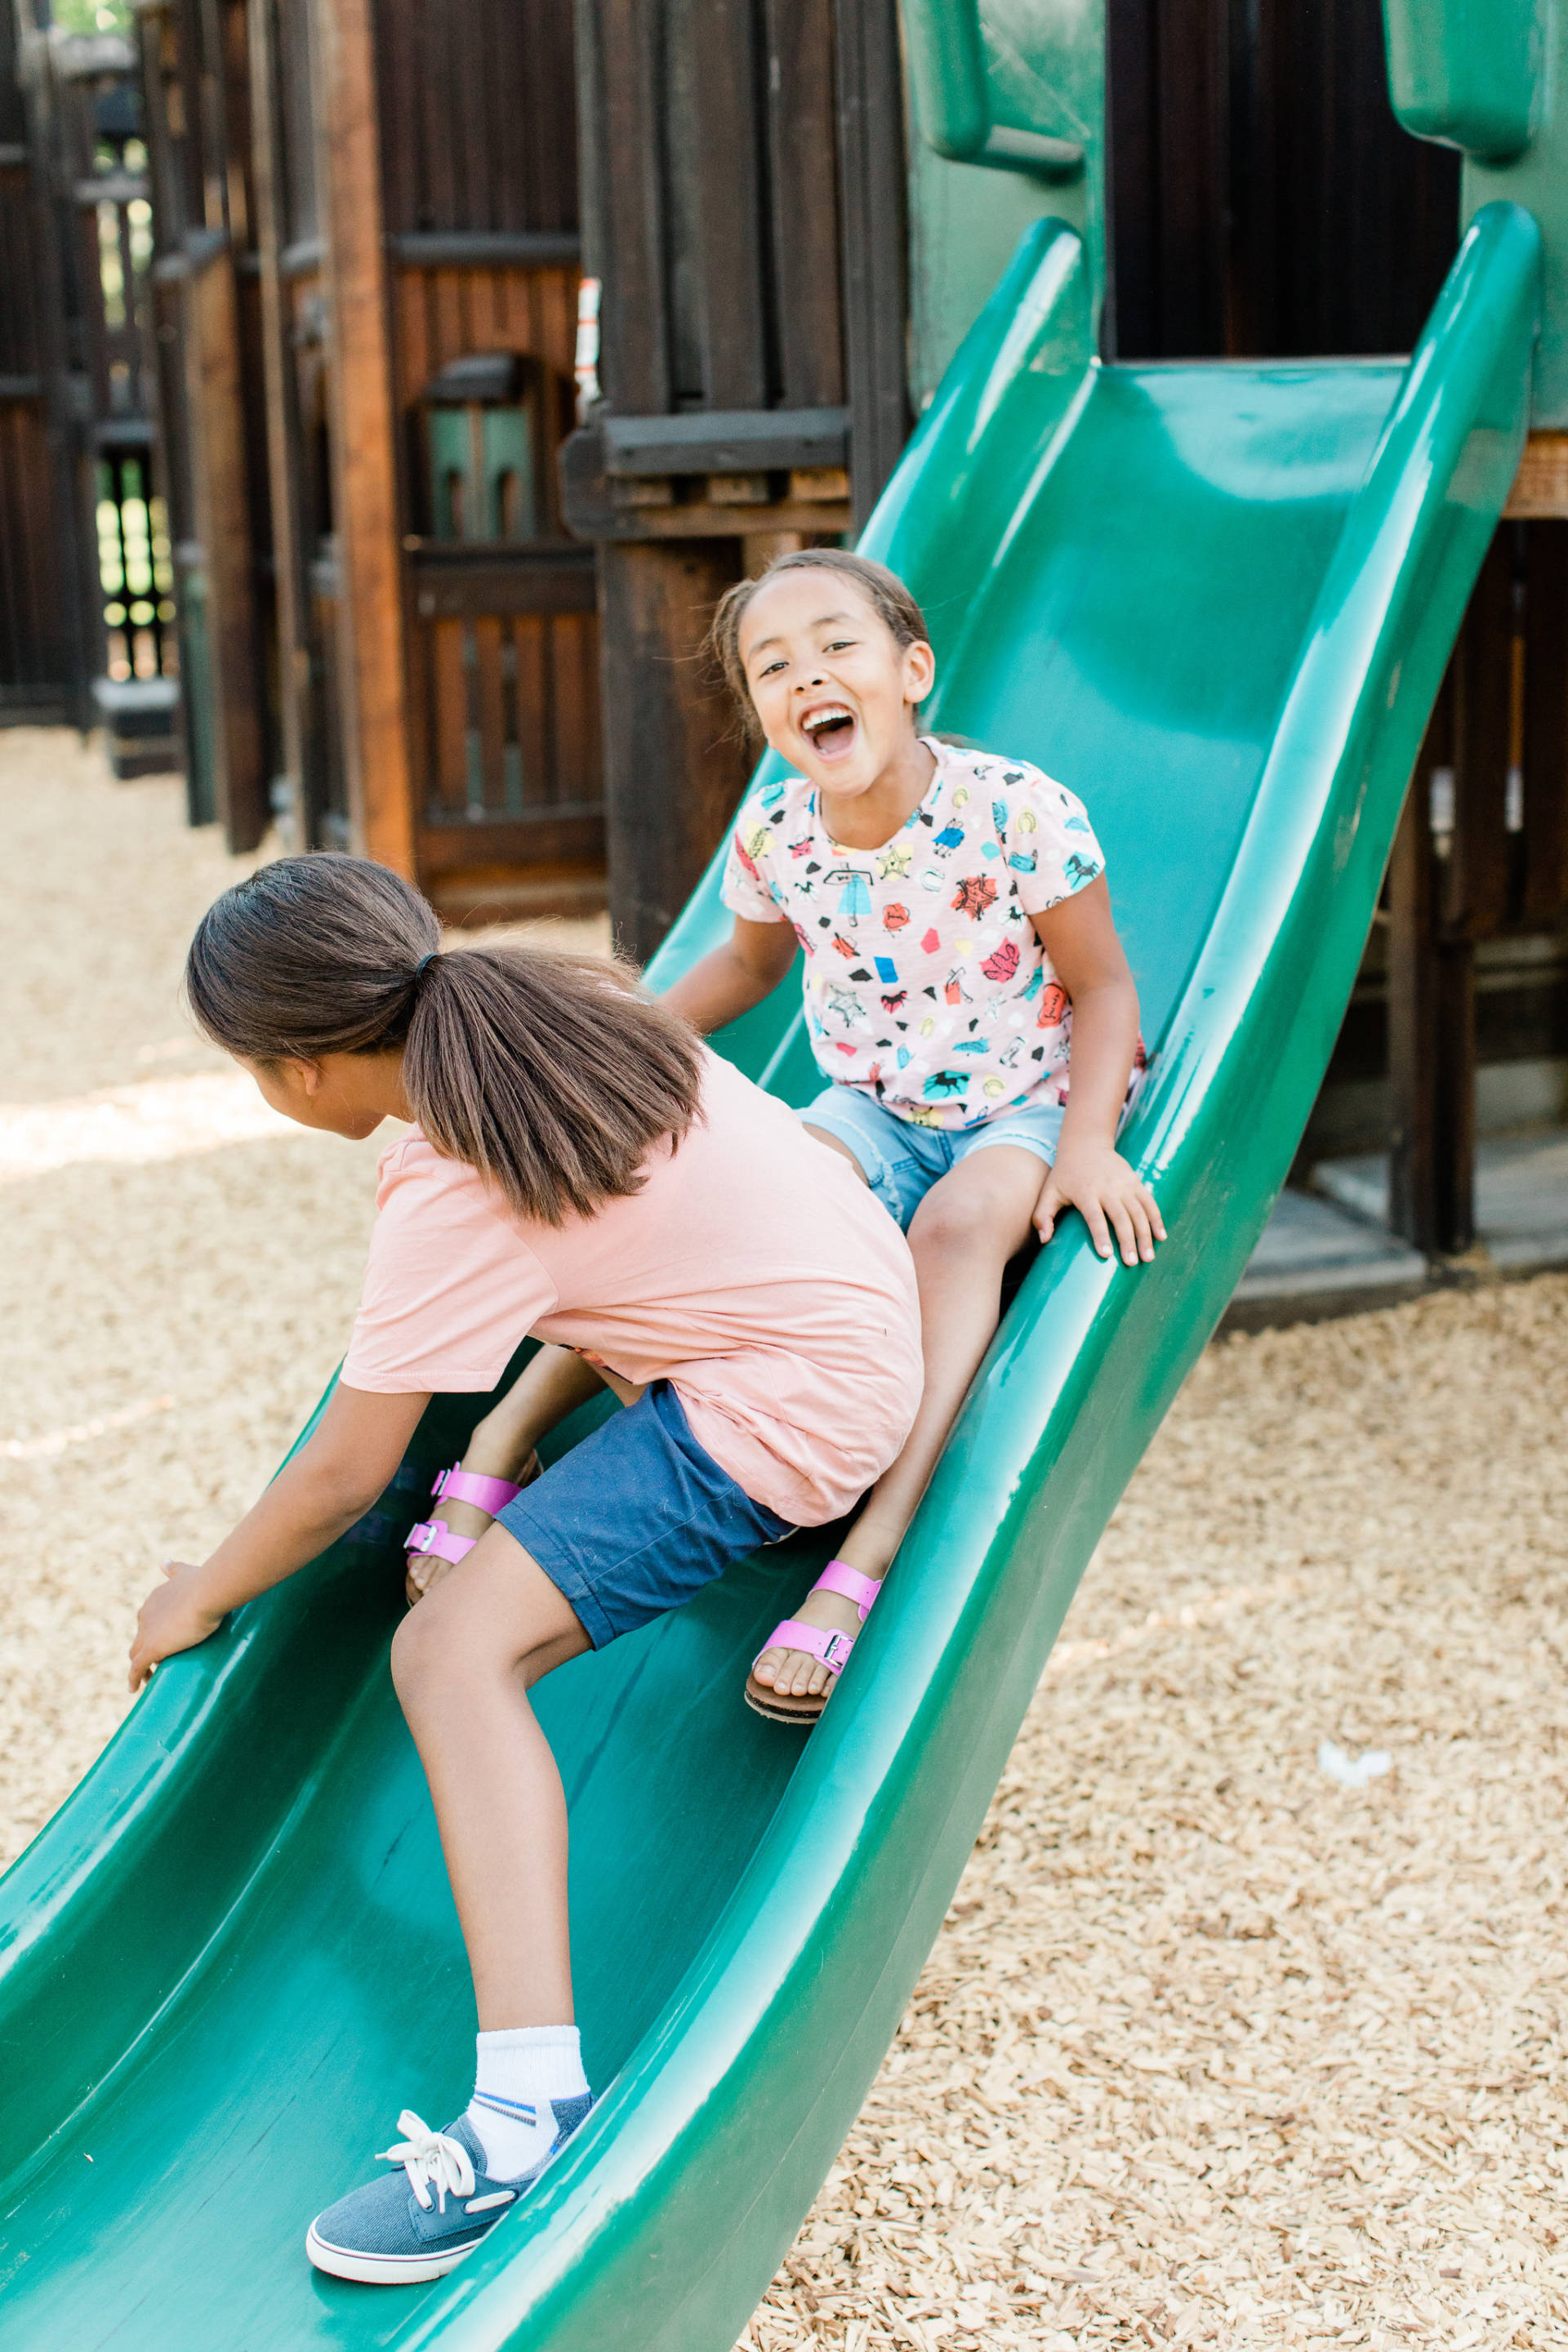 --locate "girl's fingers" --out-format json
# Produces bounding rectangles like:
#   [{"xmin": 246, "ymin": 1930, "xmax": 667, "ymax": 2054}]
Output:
[
  {"xmin": 1107, "ymin": 1197, "xmax": 1139, "ymax": 1265},
  {"xmin": 1128, "ymin": 1197, "xmax": 1156, "ymax": 1262},
  {"xmin": 1083, "ymin": 1200, "xmax": 1113, "ymax": 1258}
]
